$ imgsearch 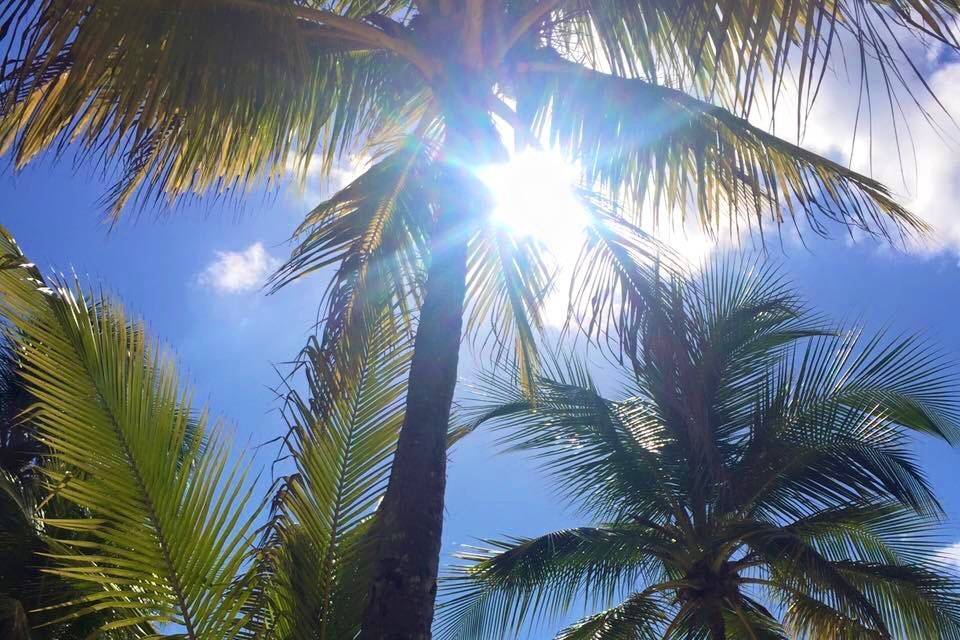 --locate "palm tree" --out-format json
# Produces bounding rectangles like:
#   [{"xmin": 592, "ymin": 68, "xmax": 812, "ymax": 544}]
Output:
[
  {"xmin": 3, "ymin": 2, "xmax": 960, "ymax": 635},
  {"xmin": 0, "ymin": 225, "xmax": 441, "ymax": 637},
  {"xmin": 439, "ymin": 260, "xmax": 960, "ymax": 639}
]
